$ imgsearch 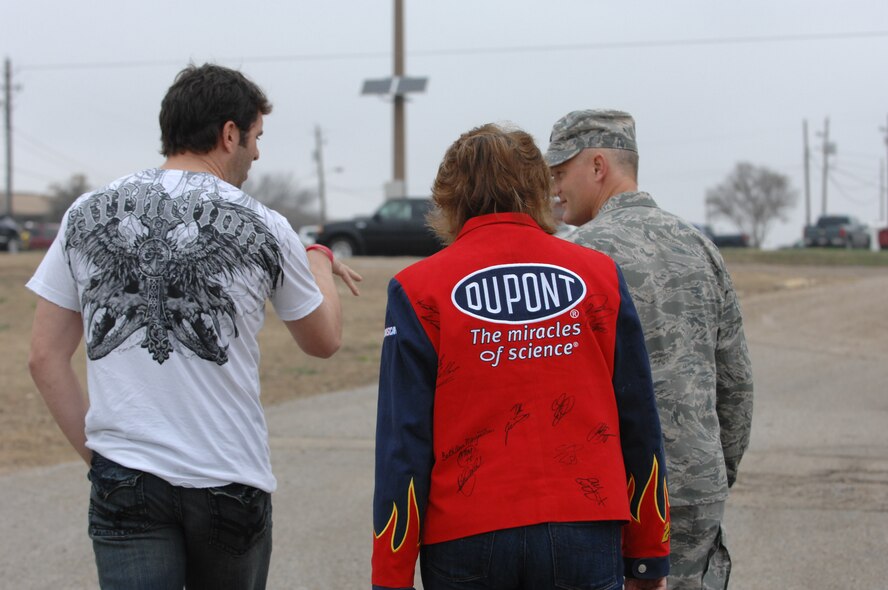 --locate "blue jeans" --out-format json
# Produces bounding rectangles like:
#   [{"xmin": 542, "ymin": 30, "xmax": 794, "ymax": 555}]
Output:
[
  {"xmin": 87, "ymin": 453, "xmax": 272, "ymax": 590},
  {"xmin": 419, "ymin": 522, "xmax": 623, "ymax": 590}
]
